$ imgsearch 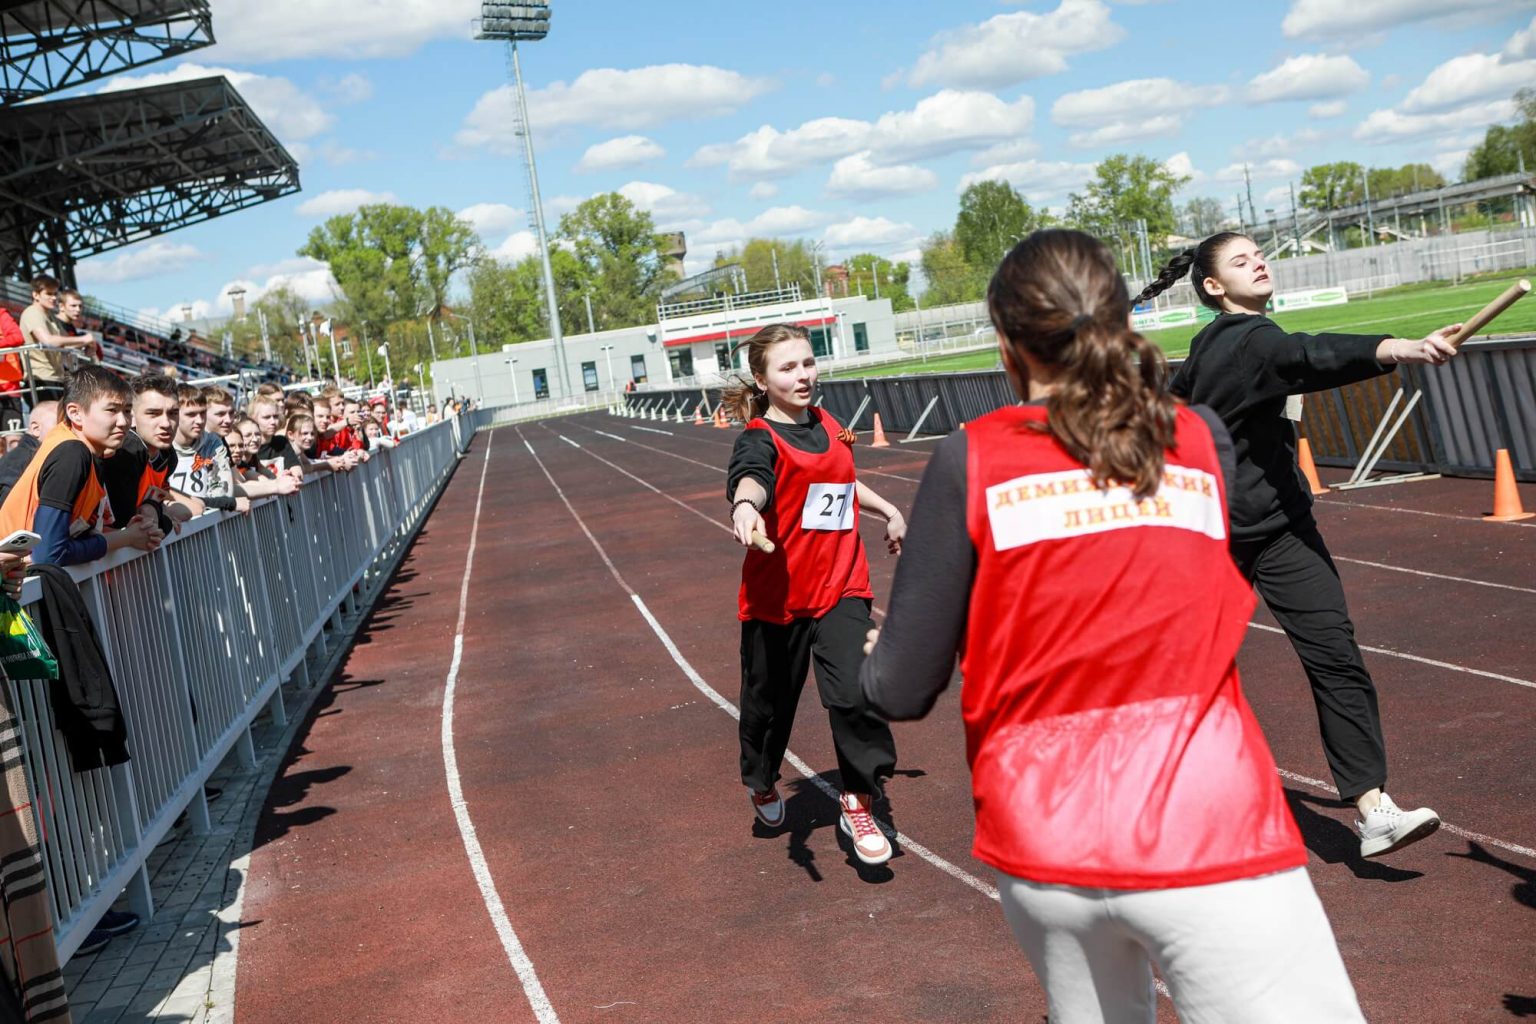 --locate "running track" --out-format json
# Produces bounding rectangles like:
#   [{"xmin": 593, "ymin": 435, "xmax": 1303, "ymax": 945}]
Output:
[{"xmin": 234, "ymin": 413, "xmax": 1536, "ymax": 1023}]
